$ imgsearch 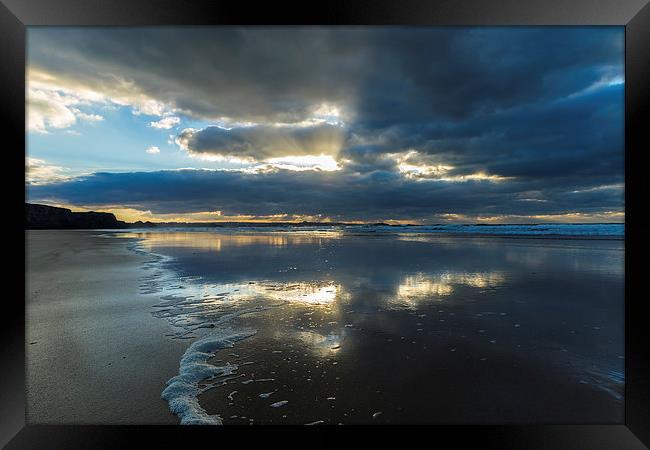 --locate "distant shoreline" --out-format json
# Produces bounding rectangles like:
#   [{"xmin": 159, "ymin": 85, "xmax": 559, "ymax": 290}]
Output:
[{"xmin": 25, "ymin": 202, "xmax": 623, "ymax": 232}]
